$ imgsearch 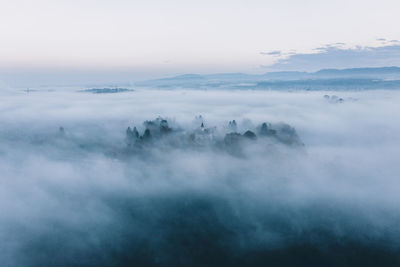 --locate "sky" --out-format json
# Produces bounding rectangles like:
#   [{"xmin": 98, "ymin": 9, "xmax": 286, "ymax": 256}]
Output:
[{"xmin": 0, "ymin": 0, "xmax": 400, "ymax": 83}]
